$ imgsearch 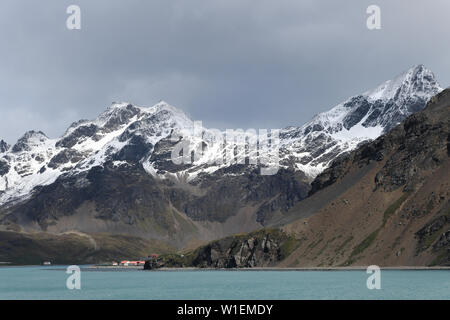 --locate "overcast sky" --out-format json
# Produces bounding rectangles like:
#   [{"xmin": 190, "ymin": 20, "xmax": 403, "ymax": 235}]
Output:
[{"xmin": 0, "ymin": 0, "xmax": 449, "ymax": 143}]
